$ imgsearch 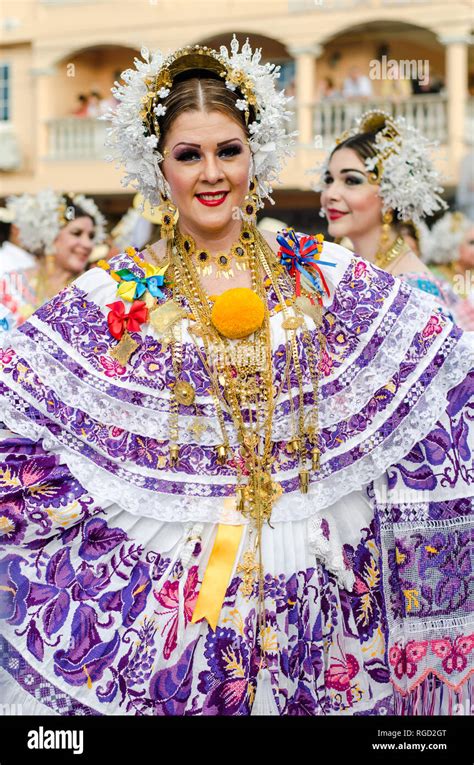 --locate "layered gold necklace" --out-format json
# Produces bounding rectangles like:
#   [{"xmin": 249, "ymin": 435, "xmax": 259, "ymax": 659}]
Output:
[
  {"xmin": 162, "ymin": 223, "xmax": 325, "ymax": 645},
  {"xmin": 375, "ymin": 235, "xmax": 408, "ymax": 271}
]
